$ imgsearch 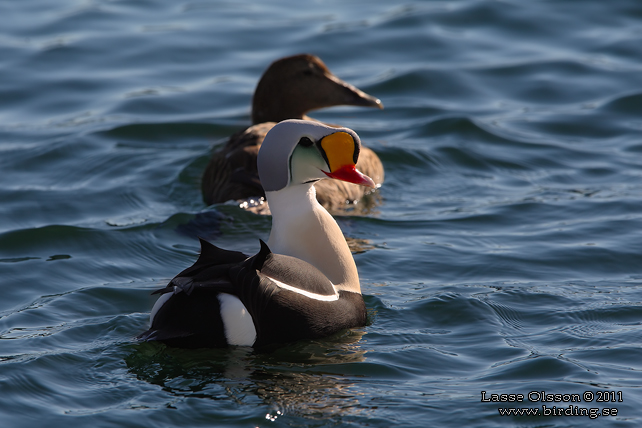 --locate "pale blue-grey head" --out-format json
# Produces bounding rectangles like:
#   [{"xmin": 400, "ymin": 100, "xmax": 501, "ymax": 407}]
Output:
[{"xmin": 257, "ymin": 119, "xmax": 370, "ymax": 192}]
